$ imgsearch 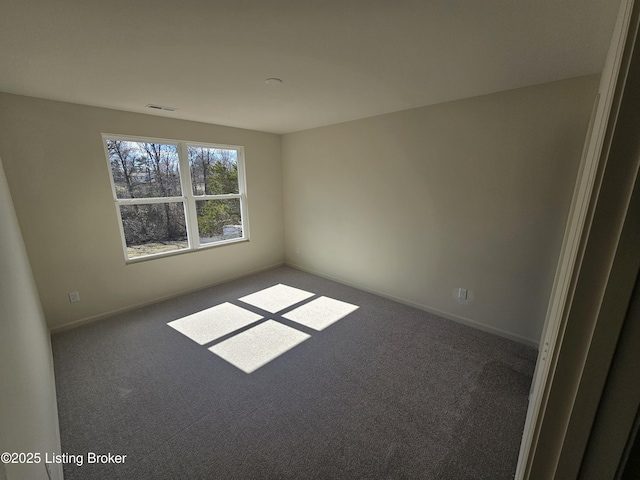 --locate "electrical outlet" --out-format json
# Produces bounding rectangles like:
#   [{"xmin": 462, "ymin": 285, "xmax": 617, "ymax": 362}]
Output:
[
  {"xmin": 69, "ymin": 291, "xmax": 80, "ymax": 303},
  {"xmin": 453, "ymin": 287, "xmax": 472, "ymax": 303}
]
